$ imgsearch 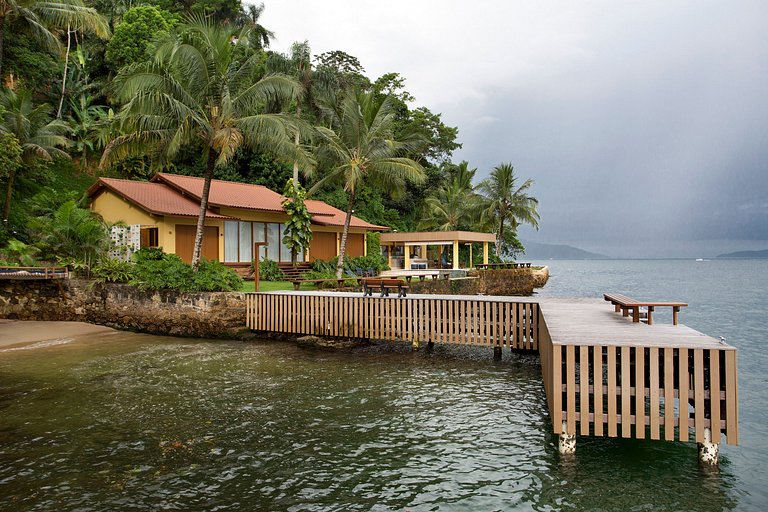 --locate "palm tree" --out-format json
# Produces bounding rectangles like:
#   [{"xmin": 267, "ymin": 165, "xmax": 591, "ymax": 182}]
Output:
[
  {"xmin": 0, "ymin": 0, "xmax": 108, "ymax": 80},
  {"xmin": 0, "ymin": 88, "xmax": 69, "ymax": 224},
  {"xmin": 29, "ymin": 199, "xmax": 109, "ymax": 271},
  {"xmin": 55, "ymin": 6, "xmax": 110, "ymax": 118},
  {"xmin": 419, "ymin": 162, "xmax": 481, "ymax": 232},
  {"xmin": 101, "ymin": 19, "xmax": 309, "ymax": 270},
  {"xmin": 267, "ymin": 40, "xmax": 335, "ymax": 186},
  {"xmin": 478, "ymin": 163, "xmax": 540, "ymax": 258},
  {"xmin": 311, "ymin": 91, "xmax": 426, "ymax": 278},
  {"xmin": 238, "ymin": 2, "xmax": 273, "ymax": 50},
  {"xmin": 419, "ymin": 180, "xmax": 475, "ymax": 231},
  {"xmin": 67, "ymin": 94, "xmax": 109, "ymax": 169}
]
